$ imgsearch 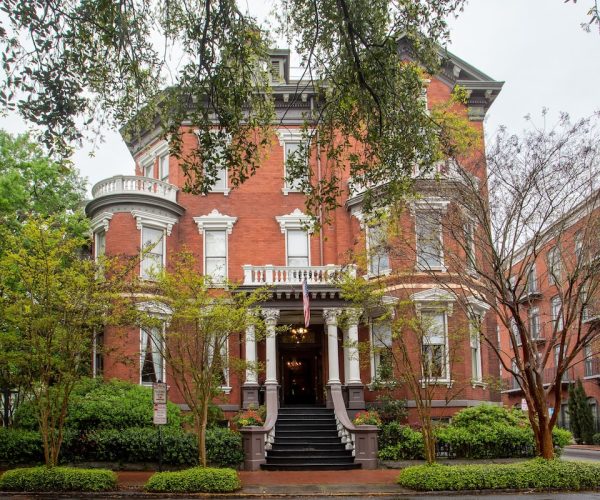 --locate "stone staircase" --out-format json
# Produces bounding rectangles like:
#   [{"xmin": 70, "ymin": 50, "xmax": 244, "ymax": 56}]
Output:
[{"xmin": 261, "ymin": 405, "xmax": 360, "ymax": 471}]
